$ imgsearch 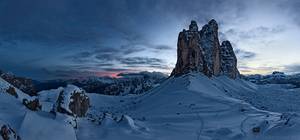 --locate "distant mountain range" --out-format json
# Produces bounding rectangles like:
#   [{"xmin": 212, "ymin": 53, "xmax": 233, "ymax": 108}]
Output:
[
  {"xmin": 0, "ymin": 70, "xmax": 167, "ymax": 96},
  {"xmin": 242, "ymin": 71, "xmax": 300, "ymax": 88}
]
